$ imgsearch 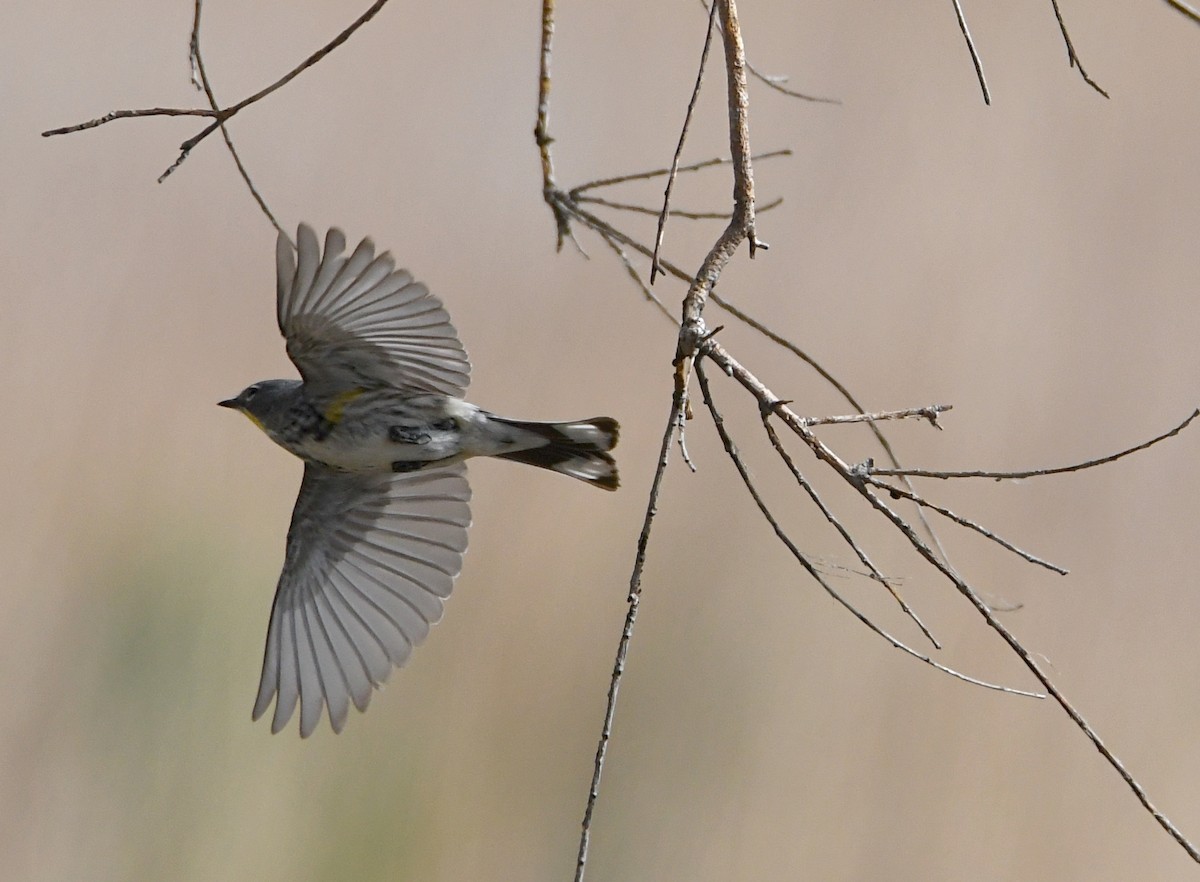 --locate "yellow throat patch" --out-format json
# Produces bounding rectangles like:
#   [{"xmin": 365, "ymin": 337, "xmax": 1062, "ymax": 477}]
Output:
[{"xmin": 243, "ymin": 411, "xmax": 267, "ymax": 433}]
